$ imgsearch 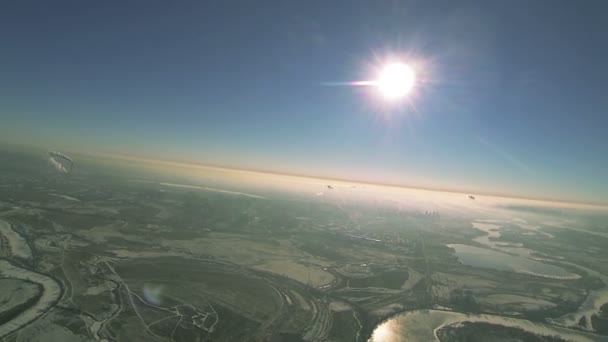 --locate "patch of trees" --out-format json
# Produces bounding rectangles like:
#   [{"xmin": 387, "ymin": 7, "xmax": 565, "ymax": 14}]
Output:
[{"xmin": 449, "ymin": 288, "xmax": 479, "ymax": 313}]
